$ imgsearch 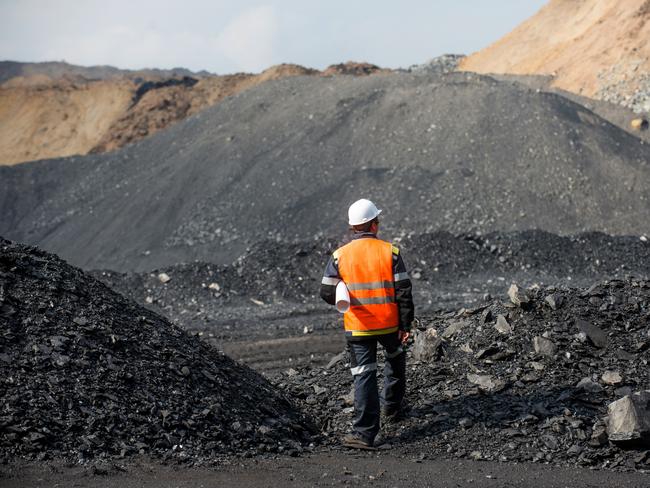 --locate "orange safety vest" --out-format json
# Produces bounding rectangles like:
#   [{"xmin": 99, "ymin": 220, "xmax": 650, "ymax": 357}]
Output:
[{"xmin": 334, "ymin": 237, "xmax": 399, "ymax": 337}]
